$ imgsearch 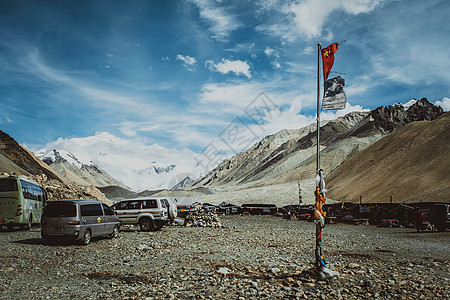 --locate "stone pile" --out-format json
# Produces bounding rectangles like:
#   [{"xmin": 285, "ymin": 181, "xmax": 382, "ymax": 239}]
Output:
[
  {"xmin": 184, "ymin": 205, "xmax": 223, "ymax": 228},
  {"xmin": 1, "ymin": 172, "xmax": 110, "ymax": 205},
  {"xmin": 33, "ymin": 174, "xmax": 110, "ymax": 204}
]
